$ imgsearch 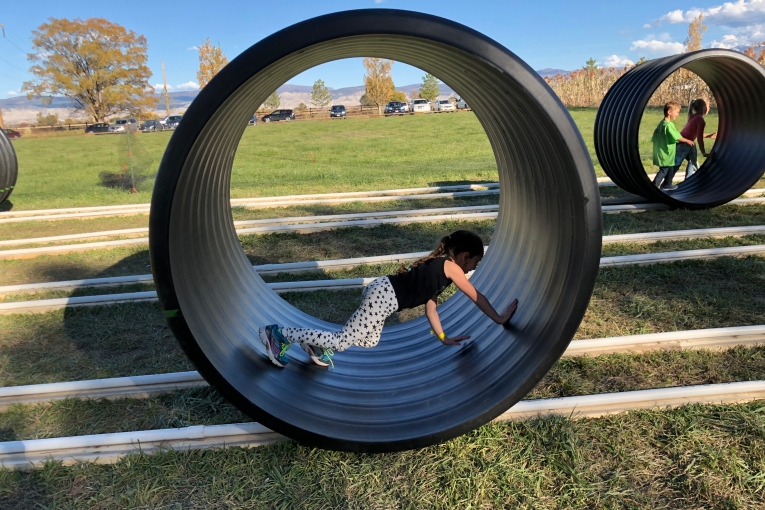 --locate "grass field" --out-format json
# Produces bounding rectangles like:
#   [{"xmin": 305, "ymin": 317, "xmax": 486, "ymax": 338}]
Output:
[
  {"xmin": 1, "ymin": 104, "xmax": 762, "ymax": 509},
  {"xmin": 4, "ymin": 108, "xmax": 718, "ymax": 211}
]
